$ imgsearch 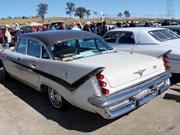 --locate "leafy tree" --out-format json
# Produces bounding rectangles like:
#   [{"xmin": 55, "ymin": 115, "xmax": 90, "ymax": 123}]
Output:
[
  {"xmin": 36, "ymin": 3, "xmax": 48, "ymax": 22},
  {"xmin": 94, "ymin": 11, "xmax": 97, "ymax": 16},
  {"xmin": 7, "ymin": 16, "xmax": 12, "ymax": 19},
  {"xmin": 66, "ymin": 2, "xmax": 75, "ymax": 19},
  {"xmin": 74, "ymin": 7, "xmax": 87, "ymax": 19},
  {"xmin": 117, "ymin": 13, "xmax": 123, "ymax": 18},
  {"xmin": 86, "ymin": 10, "xmax": 91, "ymax": 18},
  {"xmin": 22, "ymin": 16, "xmax": 28, "ymax": 19},
  {"xmin": 124, "ymin": 10, "xmax": 130, "ymax": 18}
]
